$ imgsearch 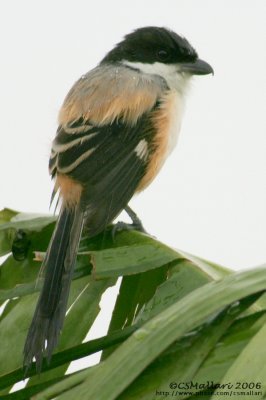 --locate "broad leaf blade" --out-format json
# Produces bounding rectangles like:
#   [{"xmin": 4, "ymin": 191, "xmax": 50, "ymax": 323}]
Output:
[
  {"xmin": 135, "ymin": 259, "xmax": 214, "ymax": 324},
  {"xmin": 35, "ymin": 266, "xmax": 266, "ymax": 400},
  {"xmin": 101, "ymin": 263, "xmax": 169, "ymax": 360},
  {"xmin": 0, "ymin": 208, "xmax": 19, "ymax": 256},
  {"xmin": 26, "ymin": 276, "xmax": 116, "ymax": 387},
  {"xmin": 210, "ymin": 318, "xmax": 266, "ymax": 399},
  {"xmin": 118, "ymin": 293, "xmax": 262, "ymax": 400}
]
